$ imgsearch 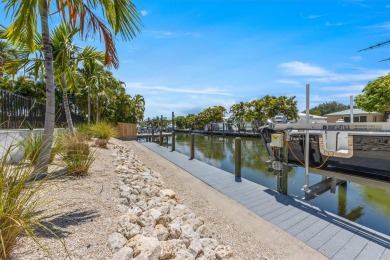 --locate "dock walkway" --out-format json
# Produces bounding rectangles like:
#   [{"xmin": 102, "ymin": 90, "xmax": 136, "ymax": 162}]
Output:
[{"xmin": 142, "ymin": 142, "xmax": 389, "ymax": 259}]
